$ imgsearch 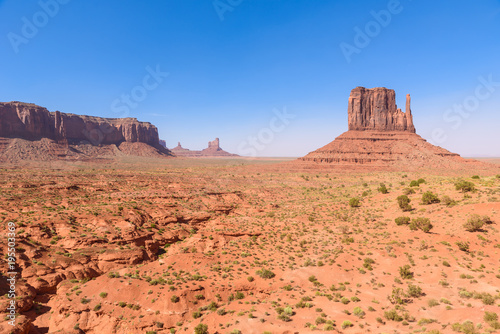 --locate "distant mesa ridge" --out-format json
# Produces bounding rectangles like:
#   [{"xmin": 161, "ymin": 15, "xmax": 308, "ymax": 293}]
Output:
[
  {"xmin": 0, "ymin": 101, "xmax": 171, "ymax": 161},
  {"xmin": 299, "ymin": 87, "xmax": 490, "ymax": 170},
  {"xmin": 171, "ymin": 138, "xmax": 238, "ymax": 157}
]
